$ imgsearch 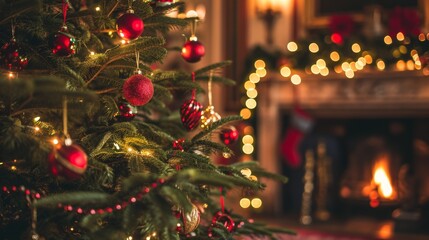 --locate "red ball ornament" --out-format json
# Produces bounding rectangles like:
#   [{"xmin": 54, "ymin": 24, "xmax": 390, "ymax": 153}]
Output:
[
  {"xmin": 0, "ymin": 38, "xmax": 28, "ymax": 71},
  {"xmin": 220, "ymin": 126, "xmax": 239, "ymax": 145},
  {"xmin": 116, "ymin": 100, "xmax": 138, "ymax": 121},
  {"xmin": 181, "ymin": 40, "xmax": 205, "ymax": 63},
  {"xmin": 180, "ymin": 98, "xmax": 203, "ymax": 131},
  {"xmin": 49, "ymin": 144, "xmax": 88, "ymax": 180},
  {"xmin": 208, "ymin": 211, "xmax": 235, "ymax": 236},
  {"xmin": 123, "ymin": 74, "xmax": 154, "ymax": 106},
  {"xmin": 116, "ymin": 10, "xmax": 144, "ymax": 40},
  {"xmin": 50, "ymin": 29, "xmax": 76, "ymax": 57}
]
